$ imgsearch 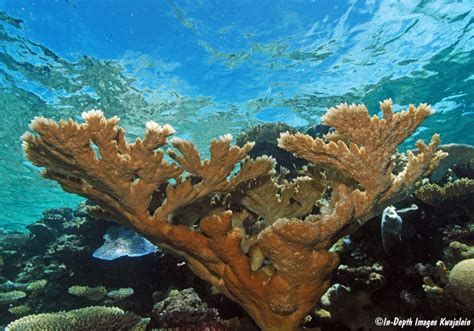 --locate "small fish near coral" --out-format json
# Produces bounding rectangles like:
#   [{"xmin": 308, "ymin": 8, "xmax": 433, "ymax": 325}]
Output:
[
  {"xmin": 20, "ymin": 99, "xmax": 448, "ymax": 330},
  {"xmin": 380, "ymin": 204, "xmax": 418, "ymax": 252}
]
